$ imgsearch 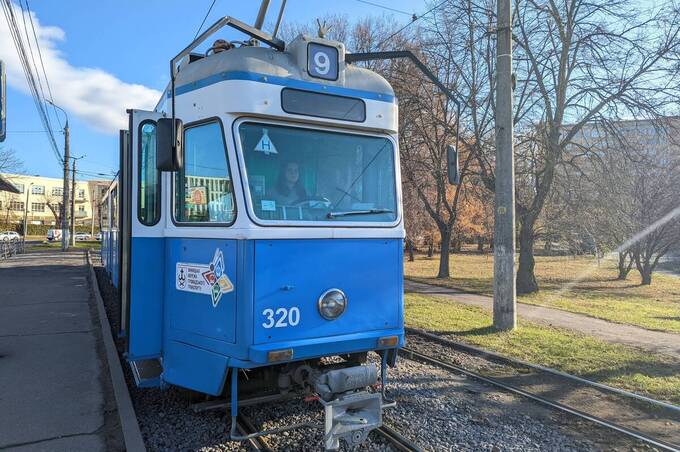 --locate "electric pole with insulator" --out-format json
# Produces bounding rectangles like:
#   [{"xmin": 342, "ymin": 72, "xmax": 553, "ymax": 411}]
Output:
[{"xmin": 493, "ymin": 0, "xmax": 517, "ymax": 330}]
